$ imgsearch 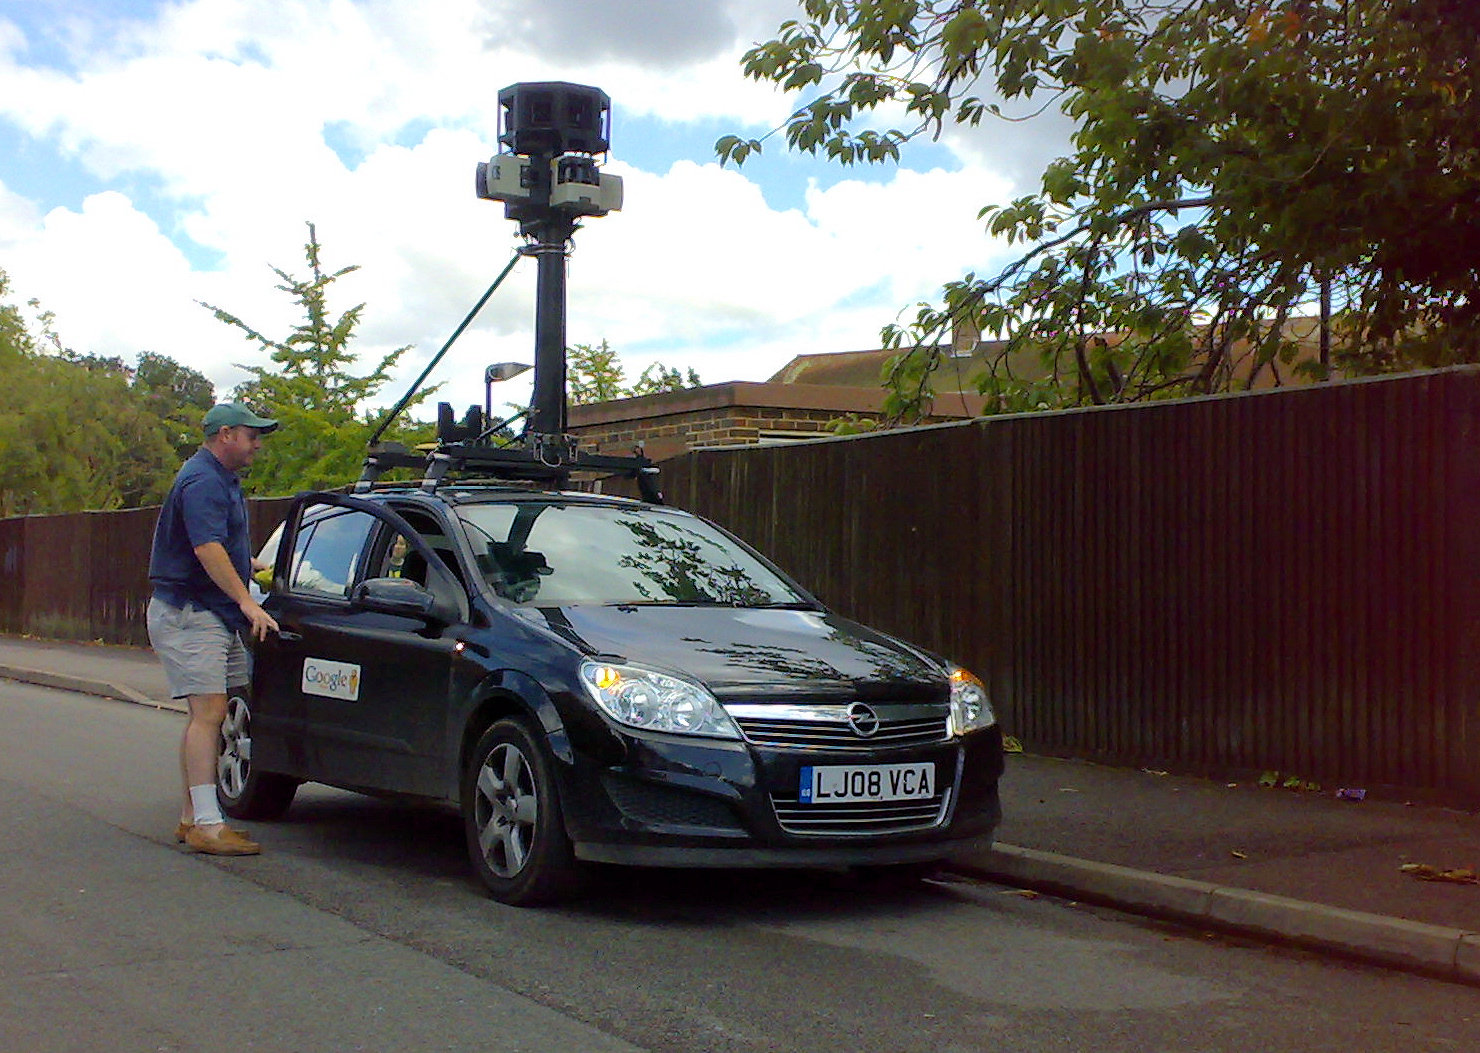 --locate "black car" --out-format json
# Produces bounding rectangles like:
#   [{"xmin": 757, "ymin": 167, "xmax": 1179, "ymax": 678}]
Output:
[{"xmin": 224, "ymin": 485, "xmax": 1003, "ymax": 905}]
